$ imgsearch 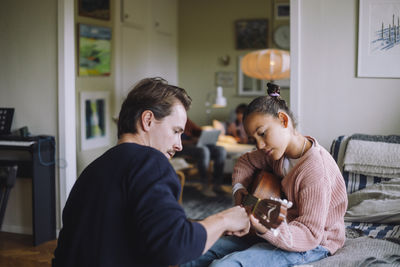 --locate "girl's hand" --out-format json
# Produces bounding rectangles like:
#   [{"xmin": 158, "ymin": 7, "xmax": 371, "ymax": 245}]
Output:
[
  {"xmin": 233, "ymin": 188, "xmax": 248, "ymax": 206},
  {"xmin": 250, "ymin": 214, "xmax": 268, "ymax": 235}
]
